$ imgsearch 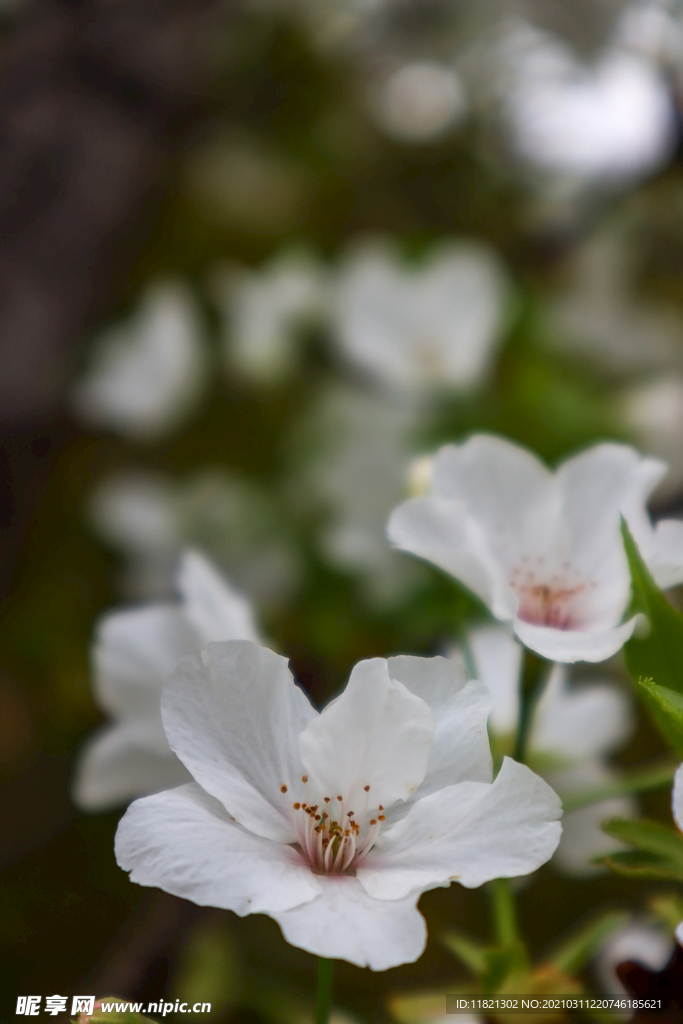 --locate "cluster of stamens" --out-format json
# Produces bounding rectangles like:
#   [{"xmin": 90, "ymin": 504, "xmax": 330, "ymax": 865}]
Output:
[
  {"xmin": 280, "ymin": 777, "xmax": 385, "ymax": 874},
  {"xmin": 510, "ymin": 555, "xmax": 596, "ymax": 630}
]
